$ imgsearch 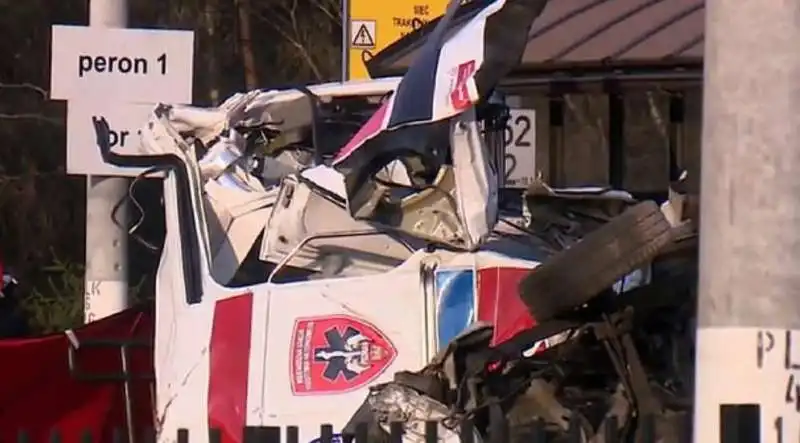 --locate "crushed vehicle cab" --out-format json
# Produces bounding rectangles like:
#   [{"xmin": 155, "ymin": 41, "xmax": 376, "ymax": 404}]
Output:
[
  {"xmin": 93, "ymin": 75, "xmax": 549, "ymax": 442},
  {"xmin": 90, "ymin": 0, "xmax": 698, "ymax": 441},
  {"xmin": 94, "ymin": 90, "xmax": 545, "ymax": 441}
]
